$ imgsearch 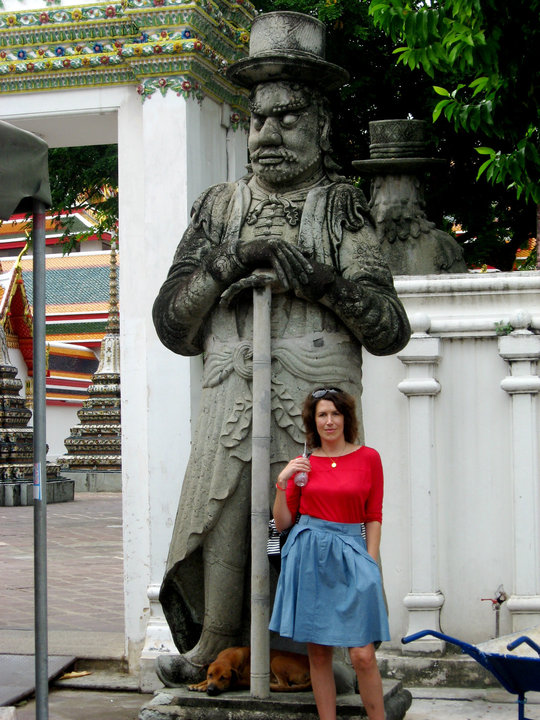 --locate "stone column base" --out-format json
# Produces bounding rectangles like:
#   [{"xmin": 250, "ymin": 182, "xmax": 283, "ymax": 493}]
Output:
[
  {"xmin": 139, "ymin": 584, "xmax": 176, "ymax": 692},
  {"xmin": 507, "ymin": 595, "xmax": 540, "ymax": 632},
  {"xmin": 62, "ymin": 471, "xmax": 122, "ymax": 493},
  {"xmin": 402, "ymin": 592, "xmax": 445, "ymax": 653}
]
